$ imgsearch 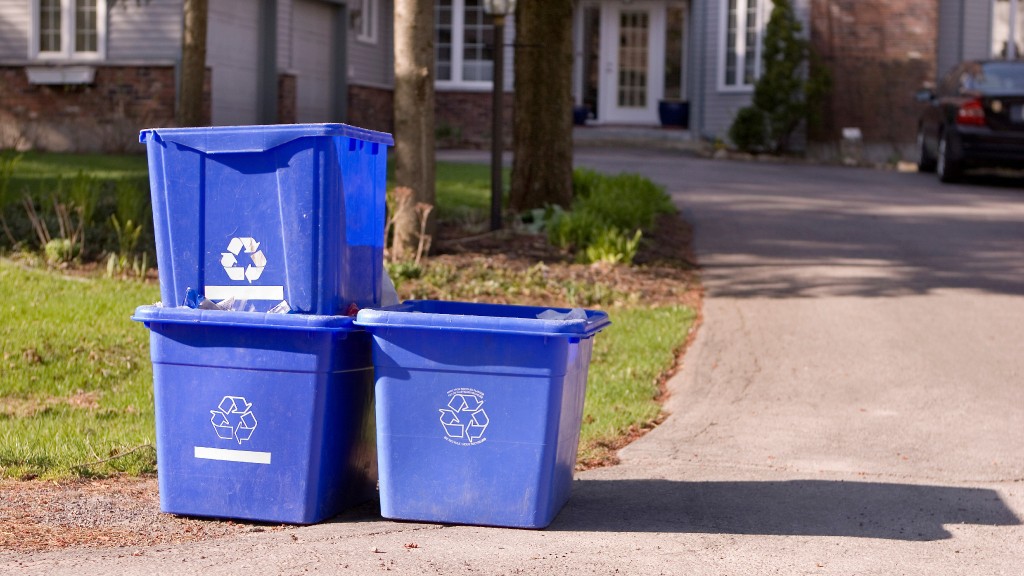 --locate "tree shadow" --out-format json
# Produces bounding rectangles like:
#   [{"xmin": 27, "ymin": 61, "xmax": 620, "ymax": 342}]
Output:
[
  {"xmin": 682, "ymin": 169, "xmax": 1024, "ymax": 299},
  {"xmin": 551, "ymin": 479, "xmax": 1020, "ymax": 541}
]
